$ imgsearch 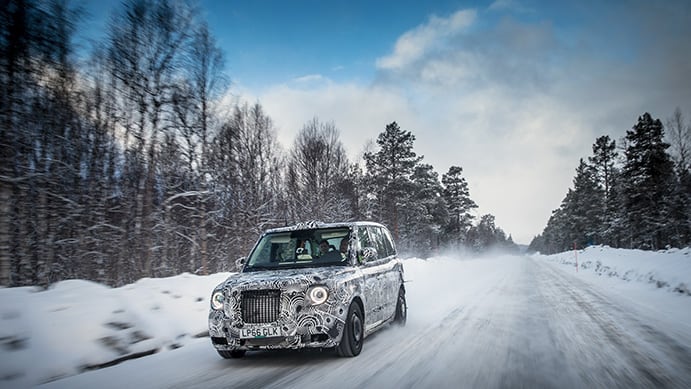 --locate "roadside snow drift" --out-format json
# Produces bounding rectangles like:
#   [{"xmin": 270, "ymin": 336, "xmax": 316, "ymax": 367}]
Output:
[{"xmin": 534, "ymin": 246, "xmax": 691, "ymax": 295}]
